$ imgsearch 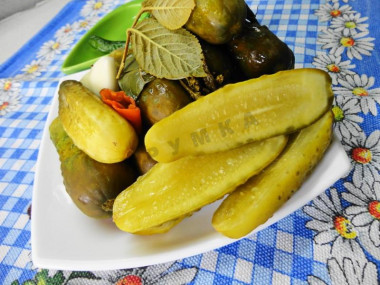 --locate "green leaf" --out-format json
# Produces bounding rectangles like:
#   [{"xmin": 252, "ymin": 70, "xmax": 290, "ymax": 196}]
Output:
[
  {"xmin": 129, "ymin": 18, "xmax": 206, "ymax": 79},
  {"xmin": 118, "ymin": 53, "xmax": 155, "ymax": 99},
  {"xmin": 35, "ymin": 270, "xmax": 49, "ymax": 285},
  {"xmin": 143, "ymin": 0, "xmax": 195, "ymax": 30},
  {"xmin": 49, "ymin": 271, "xmax": 65, "ymax": 285}
]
